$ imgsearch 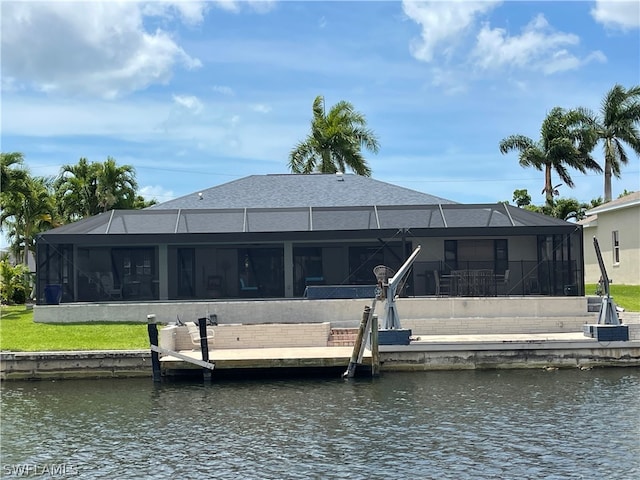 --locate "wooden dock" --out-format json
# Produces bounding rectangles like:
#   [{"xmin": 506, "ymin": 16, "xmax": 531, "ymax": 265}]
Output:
[{"xmin": 159, "ymin": 346, "xmax": 372, "ymax": 376}]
